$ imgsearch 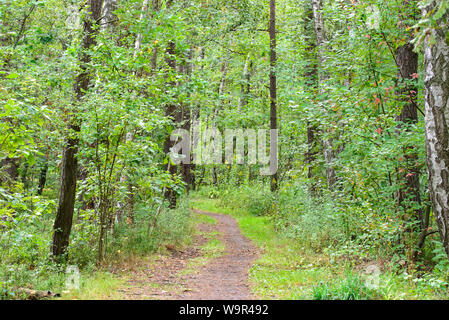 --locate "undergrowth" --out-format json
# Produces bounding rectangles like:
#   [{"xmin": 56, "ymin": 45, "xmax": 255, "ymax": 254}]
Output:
[{"xmin": 0, "ymin": 197, "xmax": 193, "ymax": 299}]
